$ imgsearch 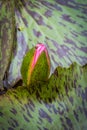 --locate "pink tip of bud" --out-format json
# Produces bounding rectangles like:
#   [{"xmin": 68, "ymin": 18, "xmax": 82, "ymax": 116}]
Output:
[{"xmin": 32, "ymin": 43, "xmax": 48, "ymax": 68}]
